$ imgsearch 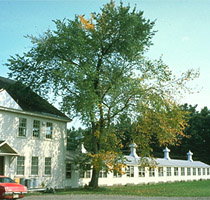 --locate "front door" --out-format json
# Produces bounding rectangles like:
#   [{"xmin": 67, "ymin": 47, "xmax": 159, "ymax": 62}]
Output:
[{"xmin": 0, "ymin": 156, "xmax": 4, "ymax": 175}]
